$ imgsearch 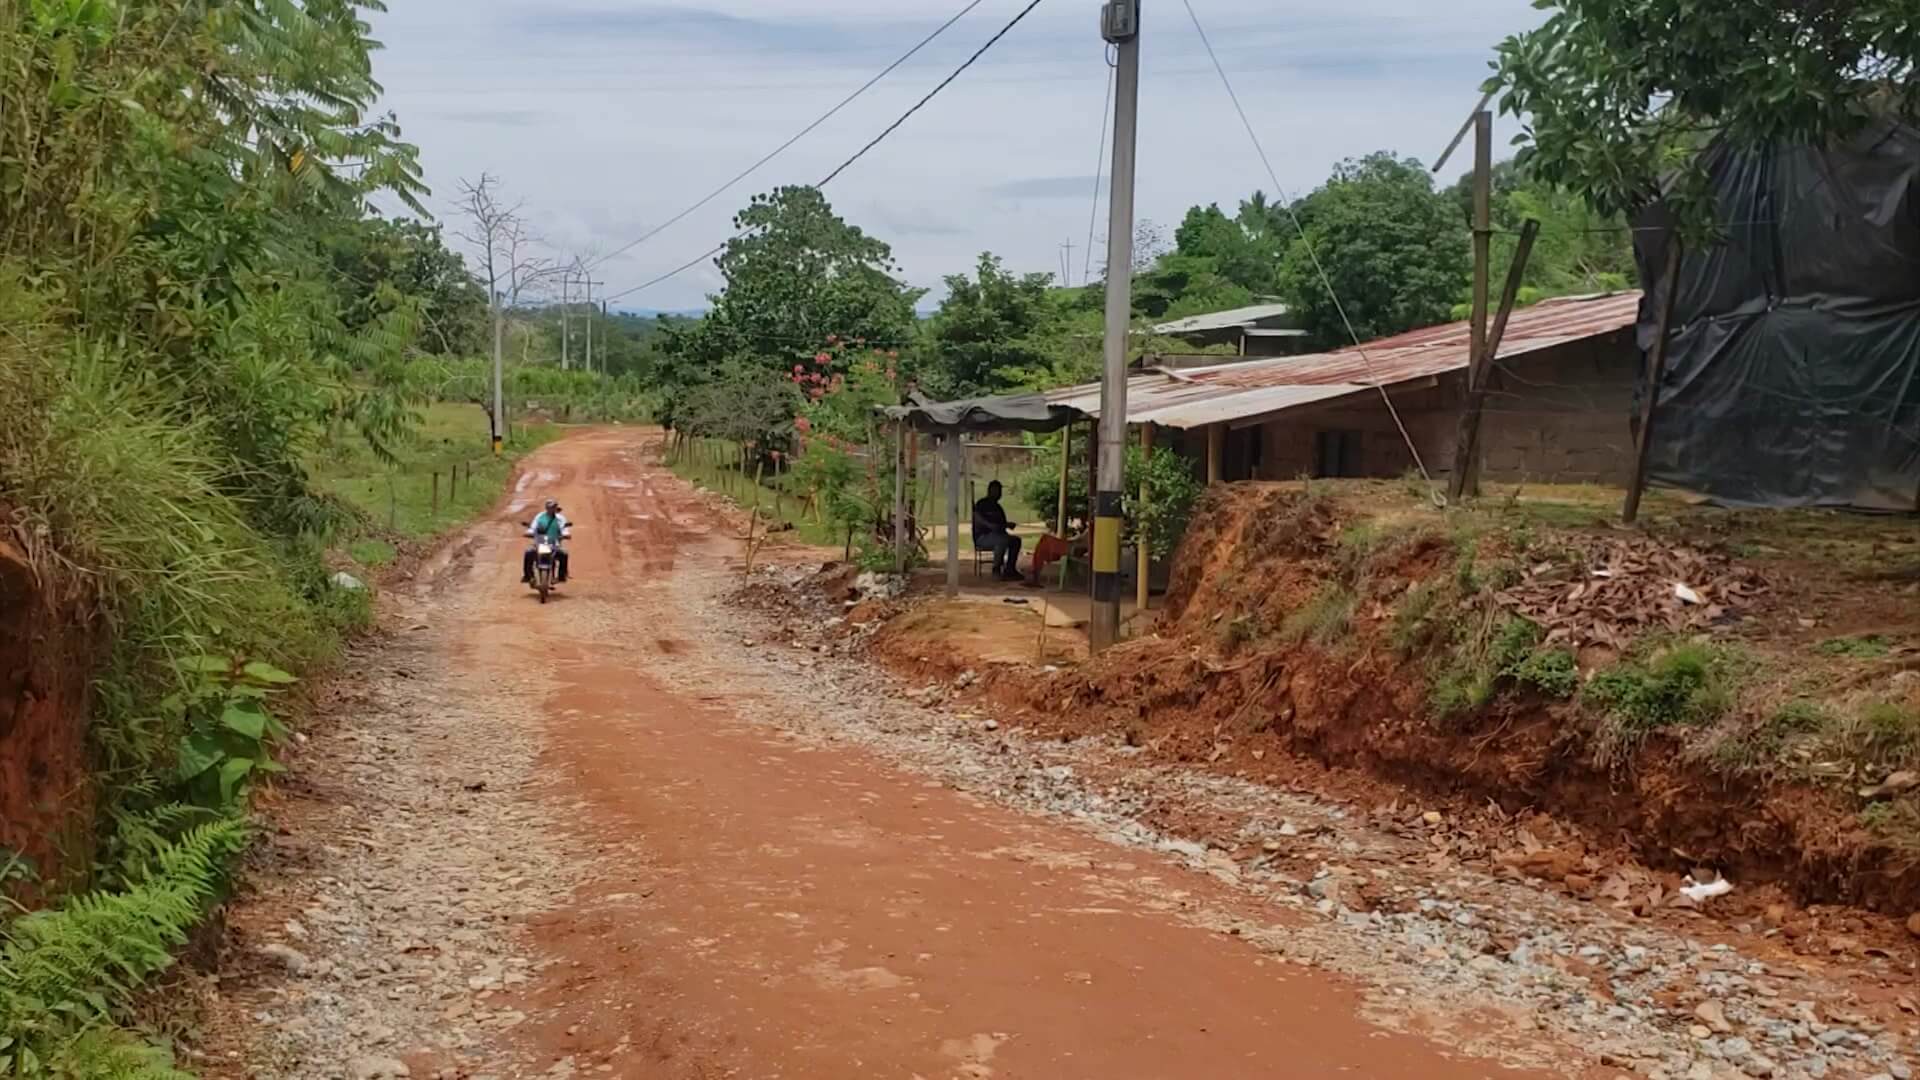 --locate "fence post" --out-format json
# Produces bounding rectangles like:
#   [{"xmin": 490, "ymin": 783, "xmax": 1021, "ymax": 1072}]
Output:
[{"xmin": 432, "ymin": 471, "xmax": 441, "ymax": 518}]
